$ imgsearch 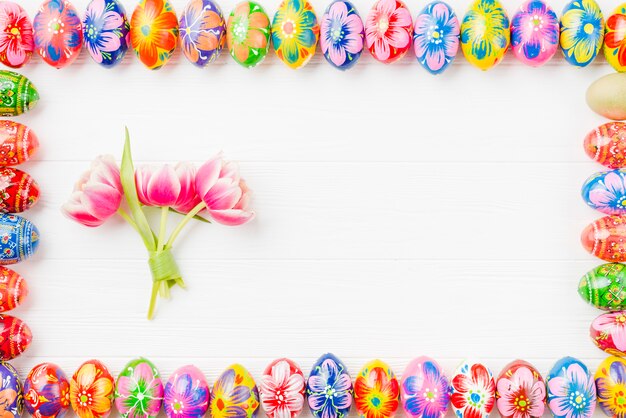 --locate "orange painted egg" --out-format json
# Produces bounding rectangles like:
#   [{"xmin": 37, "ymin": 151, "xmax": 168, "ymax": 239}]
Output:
[
  {"xmin": 0, "ymin": 266, "xmax": 27, "ymax": 312},
  {"xmin": 0, "ymin": 121, "xmax": 39, "ymax": 166}
]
